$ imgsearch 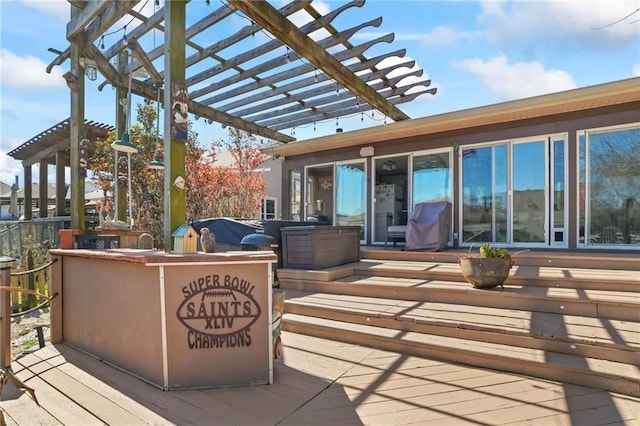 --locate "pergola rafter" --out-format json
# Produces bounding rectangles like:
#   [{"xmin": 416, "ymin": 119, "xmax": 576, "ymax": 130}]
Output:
[{"xmin": 46, "ymin": 0, "xmax": 435, "ymax": 144}]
